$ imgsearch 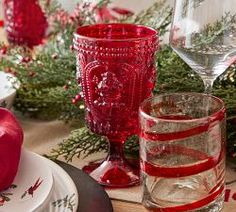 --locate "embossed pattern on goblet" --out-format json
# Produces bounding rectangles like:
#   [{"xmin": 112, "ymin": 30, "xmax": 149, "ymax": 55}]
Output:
[
  {"xmin": 74, "ymin": 23, "xmax": 158, "ymax": 187},
  {"xmin": 3, "ymin": 0, "xmax": 48, "ymax": 47},
  {"xmin": 74, "ymin": 24, "xmax": 158, "ymax": 140}
]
